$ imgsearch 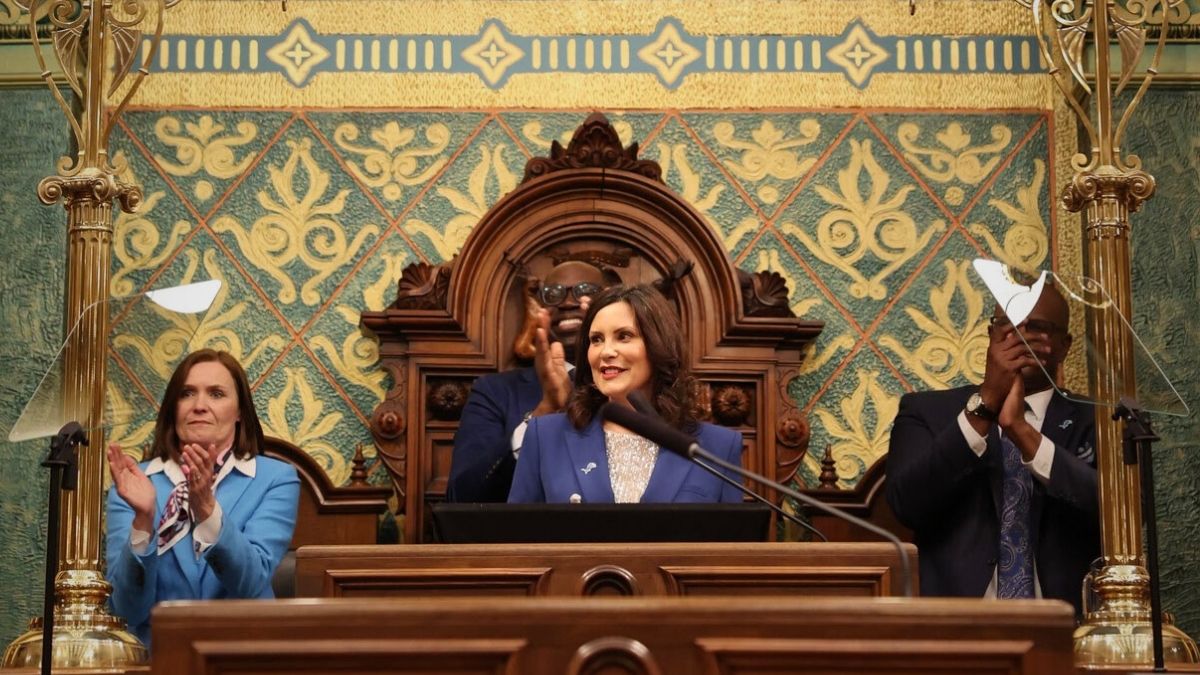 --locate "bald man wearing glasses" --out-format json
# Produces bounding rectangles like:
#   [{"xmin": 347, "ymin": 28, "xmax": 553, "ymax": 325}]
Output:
[
  {"xmin": 886, "ymin": 281, "xmax": 1100, "ymax": 617},
  {"xmin": 447, "ymin": 261, "xmax": 611, "ymax": 503}
]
